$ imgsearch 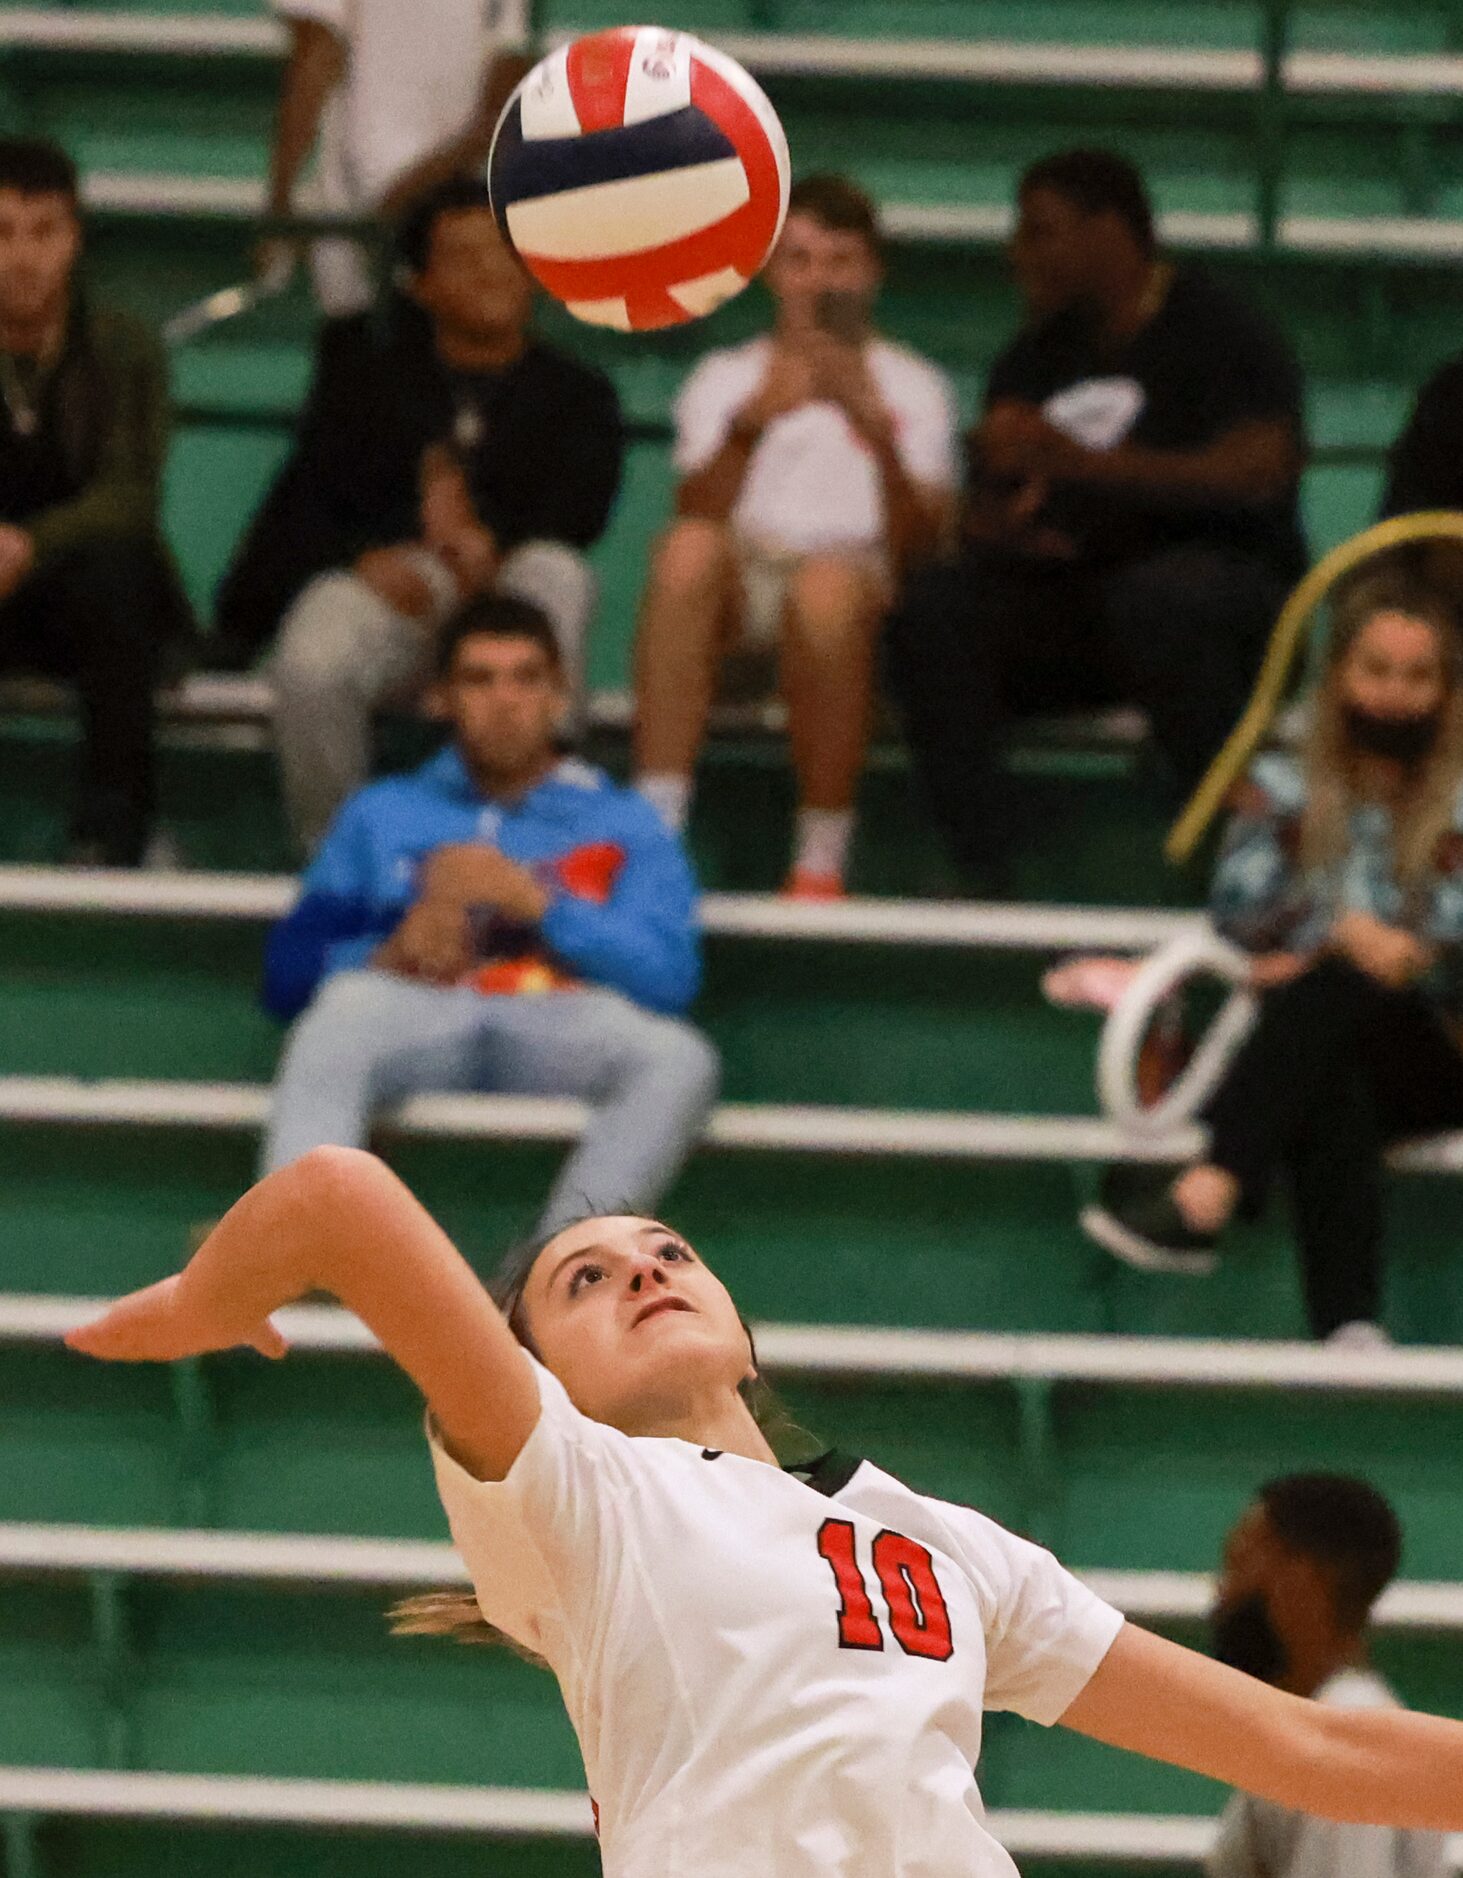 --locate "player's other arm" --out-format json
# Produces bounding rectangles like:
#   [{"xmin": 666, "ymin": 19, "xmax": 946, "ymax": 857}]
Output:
[
  {"xmin": 1061, "ymin": 1622, "xmax": 1463, "ymax": 1830},
  {"xmin": 66, "ymin": 1149, "xmax": 539, "ymax": 1484}
]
